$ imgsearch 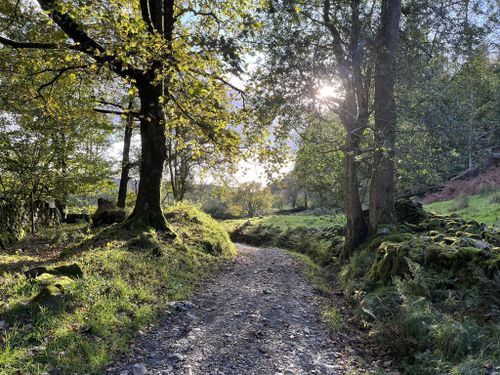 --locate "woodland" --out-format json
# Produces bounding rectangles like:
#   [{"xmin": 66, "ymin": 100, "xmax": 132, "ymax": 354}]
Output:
[{"xmin": 0, "ymin": 0, "xmax": 499, "ymax": 374}]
